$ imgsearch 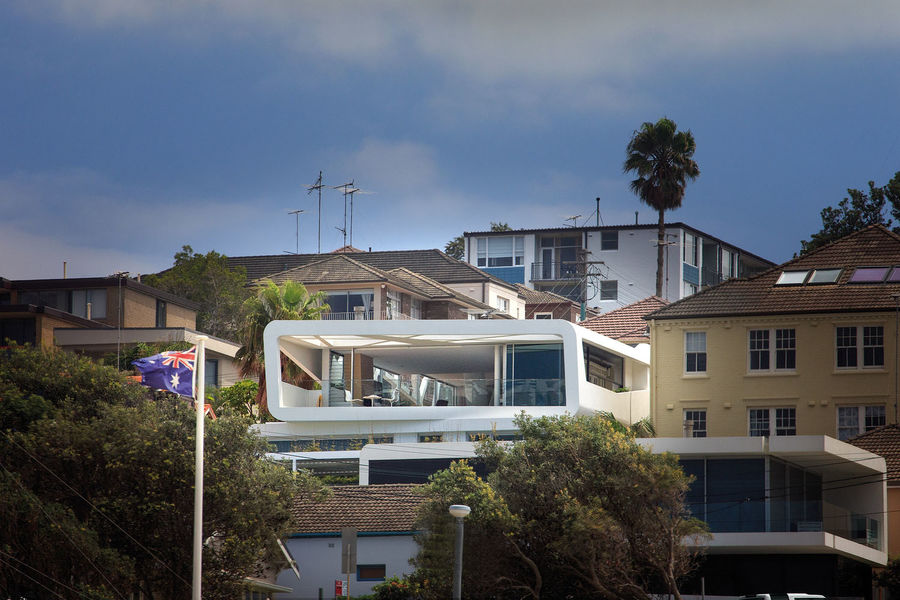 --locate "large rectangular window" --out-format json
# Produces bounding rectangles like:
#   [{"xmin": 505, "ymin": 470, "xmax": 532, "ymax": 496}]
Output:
[
  {"xmin": 0, "ymin": 318, "xmax": 36, "ymax": 346},
  {"xmin": 837, "ymin": 325, "xmax": 884, "ymax": 369},
  {"xmin": 476, "ymin": 236, "xmax": 524, "ymax": 267},
  {"xmin": 600, "ymin": 230, "xmax": 618, "ymax": 250},
  {"xmin": 506, "ymin": 343, "xmax": 565, "ymax": 406},
  {"xmin": 599, "ymin": 280, "xmax": 617, "ymax": 301},
  {"xmin": 70, "ymin": 289, "xmax": 107, "ymax": 319},
  {"xmin": 155, "ymin": 299, "xmax": 167, "ymax": 327},
  {"xmin": 325, "ymin": 290, "xmax": 374, "ymax": 320},
  {"xmin": 685, "ymin": 331, "xmax": 707, "ymax": 373},
  {"xmin": 683, "ymin": 233, "xmax": 698, "ymax": 266}
]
